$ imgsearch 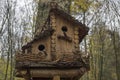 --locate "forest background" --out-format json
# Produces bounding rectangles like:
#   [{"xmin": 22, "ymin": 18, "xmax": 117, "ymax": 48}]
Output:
[{"xmin": 0, "ymin": 0, "xmax": 120, "ymax": 80}]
